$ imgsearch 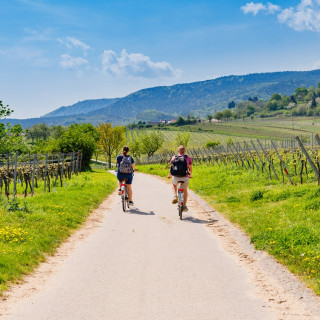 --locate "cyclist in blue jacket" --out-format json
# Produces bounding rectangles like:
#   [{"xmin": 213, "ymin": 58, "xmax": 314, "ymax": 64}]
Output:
[{"xmin": 116, "ymin": 145, "xmax": 136, "ymax": 205}]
